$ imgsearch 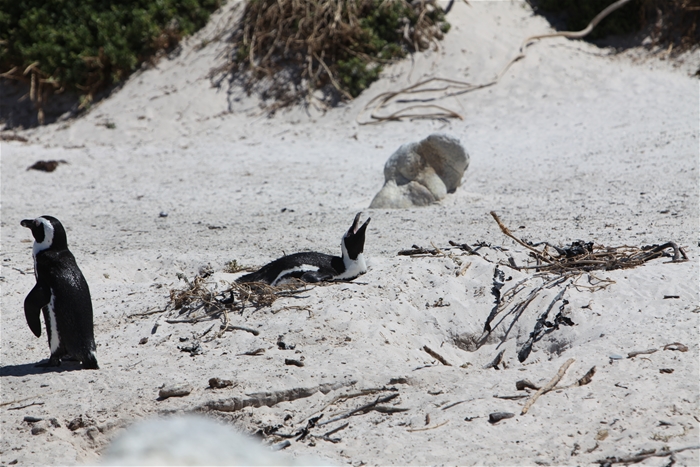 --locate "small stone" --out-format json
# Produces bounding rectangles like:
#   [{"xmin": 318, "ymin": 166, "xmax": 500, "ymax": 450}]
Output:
[
  {"xmin": 159, "ymin": 211, "xmax": 168, "ymax": 218},
  {"xmin": 388, "ymin": 377, "xmax": 408, "ymax": 385},
  {"xmin": 609, "ymin": 354, "xmax": 623, "ymax": 360},
  {"xmin": 31, "ymin": 426, "xmax": 47, "ymax": 435},
  {"xmin": 178, "ymin": 341, "xmax": 202, "ymax": 356},
  {"xmin": 595, "ymin": 429, "xmax": 609, "ymax": 441},
  {"xmin": 159, "ymin": 383, "xmax": 193, "ymax": 399},
  {"xmin": 23, "ymin": 416, "xmax": 43, "ymax": 423},
  {"xmin": 68, "ymin": 415, "xmax": 89, "ymax": 431},
  {"xmin": 49, "ymin": 418, "xmax": 61, "ymax": 428},
  {"xmin": 516, "ymin": 379, "xmax": 540, "ymax": 391},
  {"xmin": 86, "ymin": 426, "xmax": 100, "ymax": 441},
  {"xmin": 488, "ymin": 412, "xmax": 515, "ymax": 424},
  {"xmin": 138, "ymin": 337, "xmax": 148, "ymax": 345},
  {"xmin": 659, "ymin": 368, "xmax": 674, "ymax": 374},
  {"xmin": 208, "ymin": 377, "xmax": 233, "ymax": 389}
]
